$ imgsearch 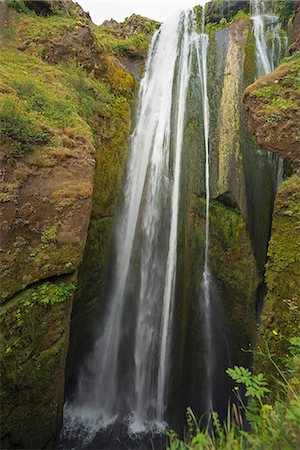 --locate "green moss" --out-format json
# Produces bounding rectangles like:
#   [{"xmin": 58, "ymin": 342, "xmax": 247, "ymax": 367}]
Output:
[
  {"xmin": 193, "ymin": 5, "xmax": 203, "ymax": 32},
  {"xmin": 255, "ymin": 84, "xmax": 282, "ymax": 99},
  {"xmin": 244, "ymin": 27, "xmax": 256, "ymax": 84},
  {"xmin": 250, "ymin": 55, "xmax": 300, "ymax": 125},
  {"xmin": 256, "ymin": 175, "xmax": 300, "ymax": 383},
  {"xmin": 264, "ymin": 97, "xmax": 298, "ymax": 111},
  {"xmin": 41, "ymin": 226, "xmax": 58, "ymax": 244},
  {"xmin": 0, "ymin": 235, "xmax": 82, "ymax": 303},
  {"xmin": 205, "ymin": 9, "xmax": 249, "ymax": 34},
  {"xmin": 0, "ymin": 275, "xmax": 75, "ymax": 446},
  {"xmin": 195, "ymin": 199, "xmax": 260, "ymax": 345},
  {"xmin": 202, "ymin": 200, "xmax": 259, "ymax": 298}
]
